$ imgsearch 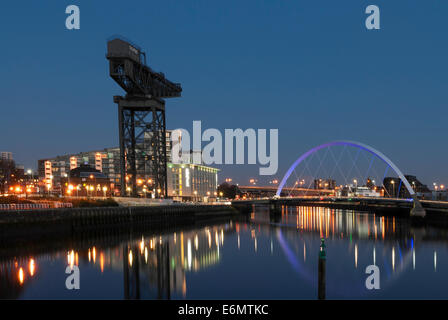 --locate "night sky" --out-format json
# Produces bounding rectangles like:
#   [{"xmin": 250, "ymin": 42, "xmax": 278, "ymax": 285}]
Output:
[{"xmin": 1, "ymin": 1, "xmax": 447, "ymax": 186}]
